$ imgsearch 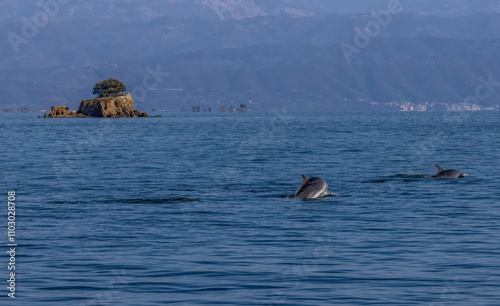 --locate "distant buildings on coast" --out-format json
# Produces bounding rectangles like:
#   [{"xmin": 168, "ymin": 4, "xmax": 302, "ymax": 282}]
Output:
[
  {"xmin": 395, "ymin": 101, "xmax": 498, "ymax": 112},
  {"xmin": 3, "ymin": 101, "xmax": 499, "ymax": 113},
  {"xmin": 182, "ymin": 103, "xmax": 252, "ymax": 112},
  {"xmin": 362, "ymin": 99, "xmax": 498, "ymax": 112},
  {"xmin": 0, "ymin": 107, "xmax": 43, "ymax": 113}
]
